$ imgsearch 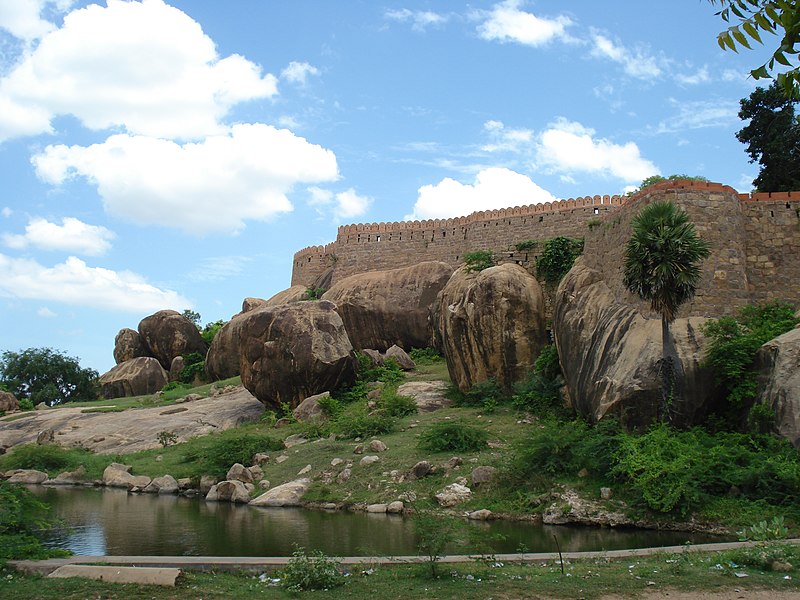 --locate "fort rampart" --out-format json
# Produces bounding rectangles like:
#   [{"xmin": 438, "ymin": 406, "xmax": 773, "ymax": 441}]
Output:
[{"xmin": 291, "ymin": 180, "xmax": 800, "ymax": 318}]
